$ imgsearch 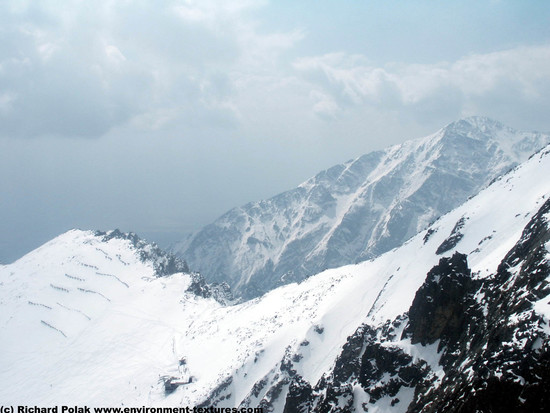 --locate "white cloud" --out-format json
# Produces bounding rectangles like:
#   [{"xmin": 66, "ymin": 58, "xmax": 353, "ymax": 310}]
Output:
[
  {"xmin": 1, "ymin": 0, "xmax": 549, "ymax": 142},
  {"xmin": 104, "ymin": 45, "xmax": 127, "ymax": 66},
  {"xmin": 0, "ymin": 0, "xmax": 298, "ymax": 139},
  {"xmin": 293, "ymin": 45, "xmax": 550, "ymax": 127},
  {"xmin": 174, "ymin": 0, "xmax": 266, "ymax": 24},
  {"xmin": 309, "ymin": 90, "xmax": 339, "ymax": 119}
]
